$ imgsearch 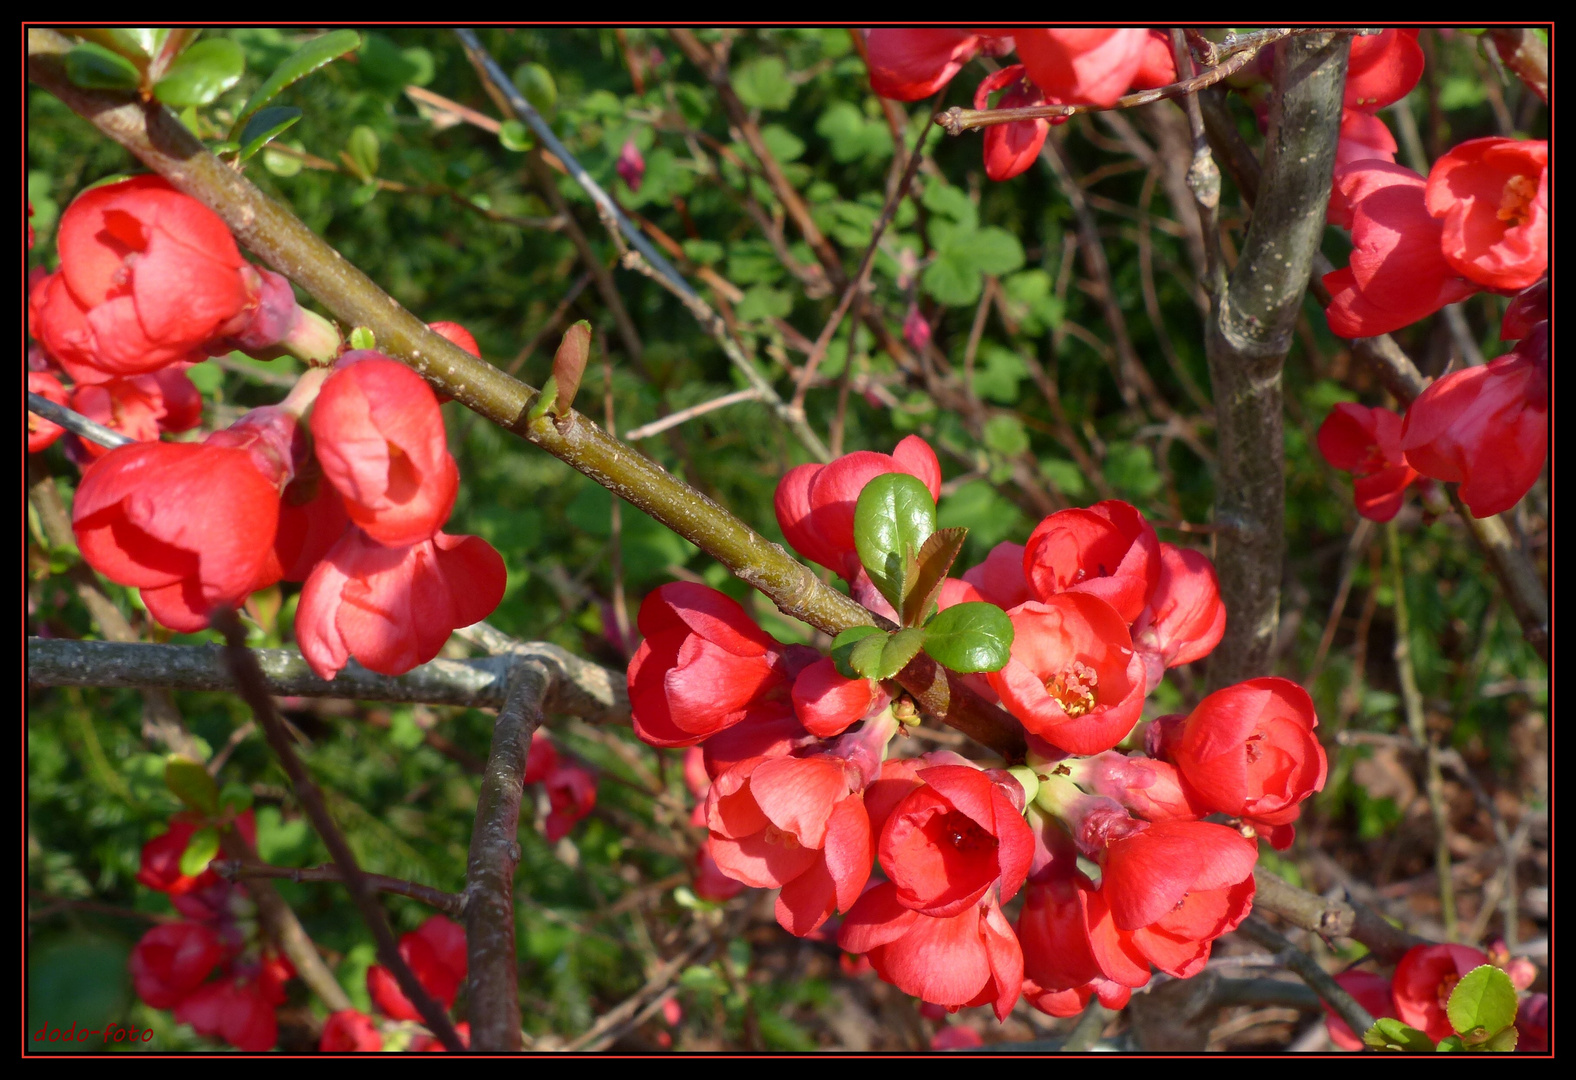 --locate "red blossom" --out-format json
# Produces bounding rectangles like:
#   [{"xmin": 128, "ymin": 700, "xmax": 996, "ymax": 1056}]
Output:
[
  {"xmin": 987, "ymin": 593, "xmax": 1147, "ymax": 755},
  {"xmin": 693, "ymin": 847, "xmax": 746, "ymax": 902},
  {"xmin": 790, "ymin": 656, "xmax": 887, "ymax": 739},
  {"xmin": 960, "ymin": 541, "xmax": 1031, "ymax": 611},
  {"xmin": 1425, "ymin": 137, "xmax": 1548, "ymax": 292},
  {"xmin": 295, "ymin": 529, "xmax": 506, "ymax": 680},
  {"xmin": 72, "ymin": 441, "xmax": 281, "ymax": 633},
  {"xmin": 1014, "ymin": 29, "xmax": 1153, "ymax": 109},
  {"xmin": 174, "ymin": 974, "xmax": 279, "ymax": 1052},
  {"xmin": 67, "ymin": 367, "xmax": 202, "ymax": 461},
  {"xmin": 1399, "ymin": 324, "xmax": 1548, "ymax": 518},
  {"xmin": 320, "ymin": 1009, "xmax": 382, "ymax": 1052},
  {"xmin": 1343, "ymin": 29, "xmax": 1424, "ymax": 111},
  {"xmin": 705, "ymin": 753, "xmax": 872, "ymax": 937},
  {"xmin": 544, "ymin": 763, "xmax": 597, "ymax": 841},
  {"xmin": 1316, "ymin": 403, "xmax": 1421, "ymax": 522},
  {"xmin": 1021, "ymin": 500, "xmax": 1160, "ymax": 622},
  {"xmin": 1130, "ymin": 543, "xmax": 1225, "ymax": 688},
  {"xmin": 367, "ymin": 915, "xmax": 469, "ymax": 1020},
  {"xmin": 129, "ymin": 922, "xmax": 228, "ymax": 1010},
  {"xmin": 974, "ymin": 65, "xmax": 1052, "ymax": 182},
  {"xmin": 864, "ymin": 29, "xmax": 988, "ymax": 101},
  {"xmin": 27, "ymin": 371, "xmax": 69, "ymax": 453},
  {"xmin": 1392, "ymin": 943, "xmax": 1491, "ymax": 1042},
  {"xmin": 310, "ymin": 353, "xmax": 459, "ymax": 547},
  {"xmin": 1323, "ymin": 970, "xmax": 1397, "ymax": 1051},
  {"xmin": 1165, "ymin": 677, "xmax": 1327, "ymax": 849}
]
